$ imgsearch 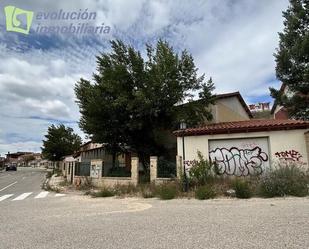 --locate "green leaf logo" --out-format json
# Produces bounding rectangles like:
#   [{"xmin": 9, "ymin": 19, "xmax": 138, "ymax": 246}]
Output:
[{"xmin": 4, "ymin": 6, "xmax": 34, "ymax": 35}]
